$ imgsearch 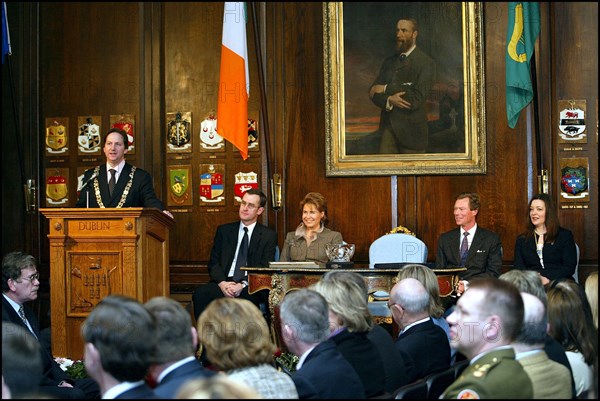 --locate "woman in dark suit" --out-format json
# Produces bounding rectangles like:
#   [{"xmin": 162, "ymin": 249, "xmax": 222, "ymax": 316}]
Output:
[{"xmin": 513, "ymin": 193, "xmax": 577, "ymax": 285}]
